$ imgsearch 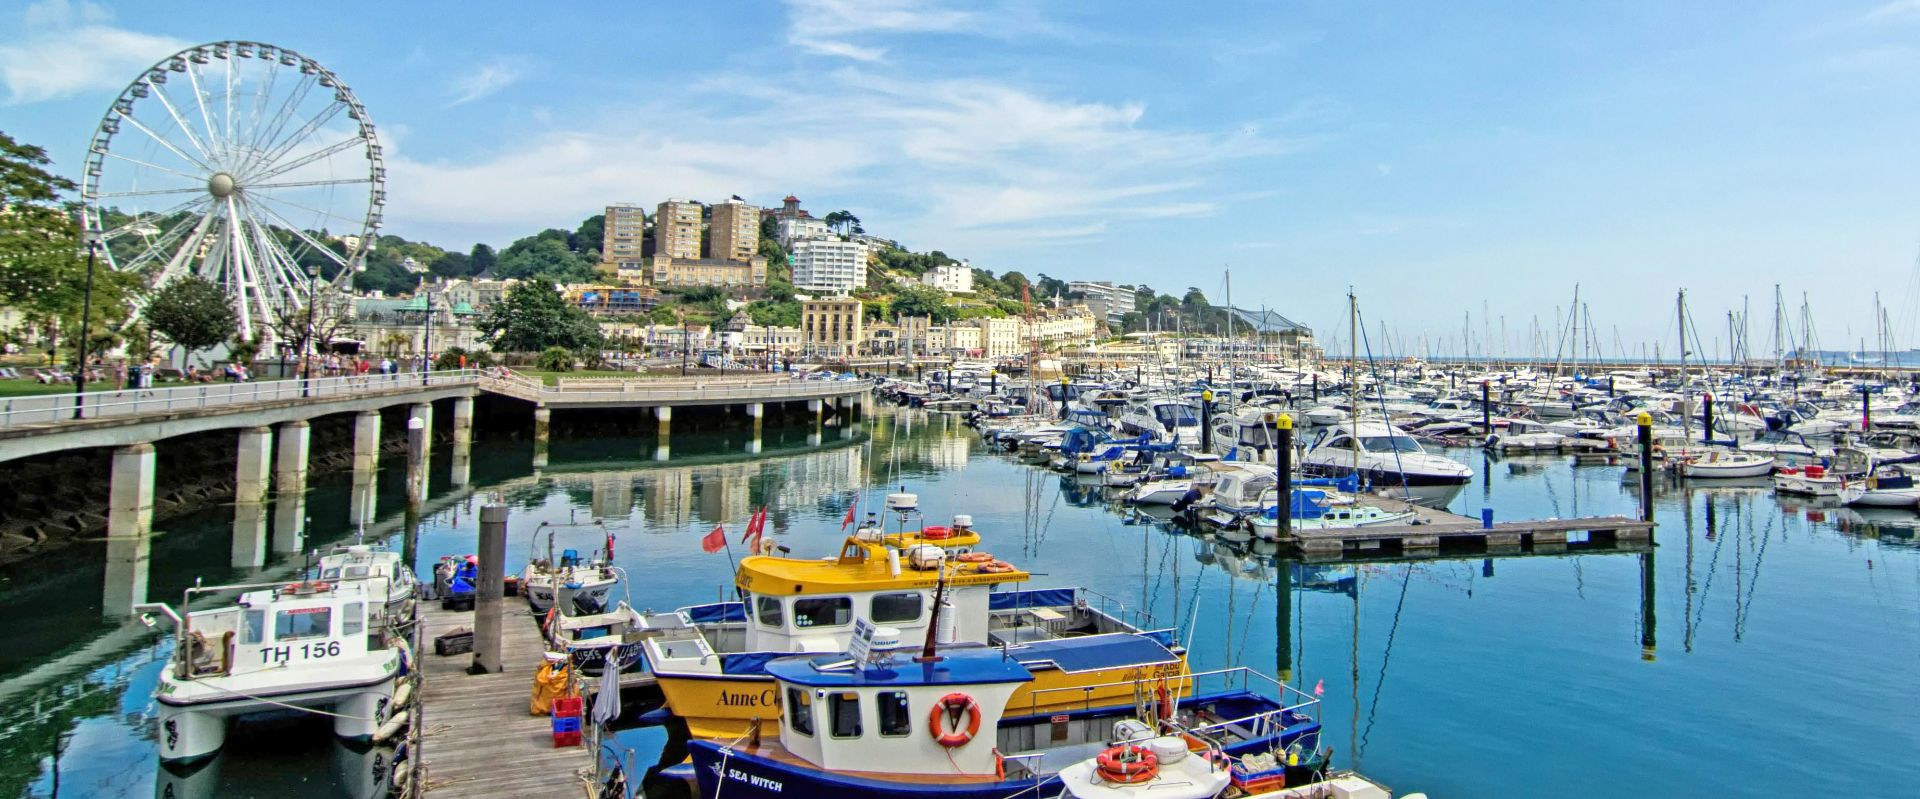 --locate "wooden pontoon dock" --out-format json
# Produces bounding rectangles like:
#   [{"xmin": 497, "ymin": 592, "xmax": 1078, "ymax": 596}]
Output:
[{"xmin": 1282, "ymin": 494, "xmax": 1655, "ymax": 561}]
